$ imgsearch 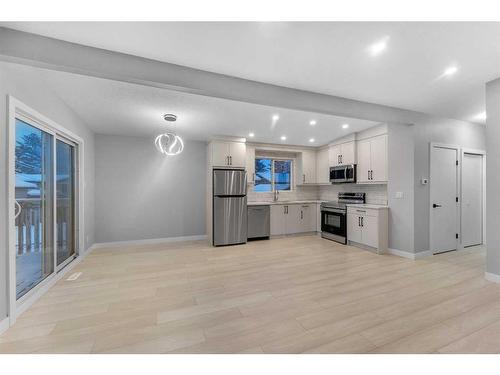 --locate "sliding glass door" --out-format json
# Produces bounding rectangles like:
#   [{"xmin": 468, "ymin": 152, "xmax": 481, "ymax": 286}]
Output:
[
  {"xmin": 14, "ymin": 117, "xmax": 78, "ymax": 300},
  {"xmin": 14, "ymin": 118, "xmax": 54, "ymax": 299},
  {"xmin": 56, "ymin": 139, "xmax": 76, "ymax": 268}
]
